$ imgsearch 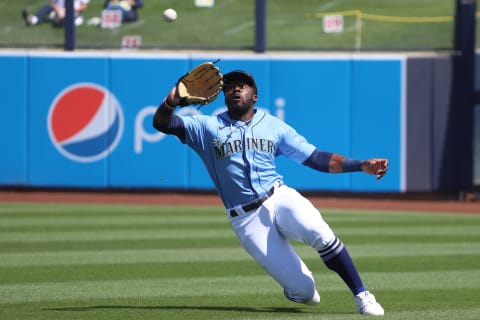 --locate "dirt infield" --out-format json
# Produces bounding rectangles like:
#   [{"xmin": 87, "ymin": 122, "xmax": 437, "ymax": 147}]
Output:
[{"xmin": 0, "ymin": 190, "xmax": 478, "ymax": 214}]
